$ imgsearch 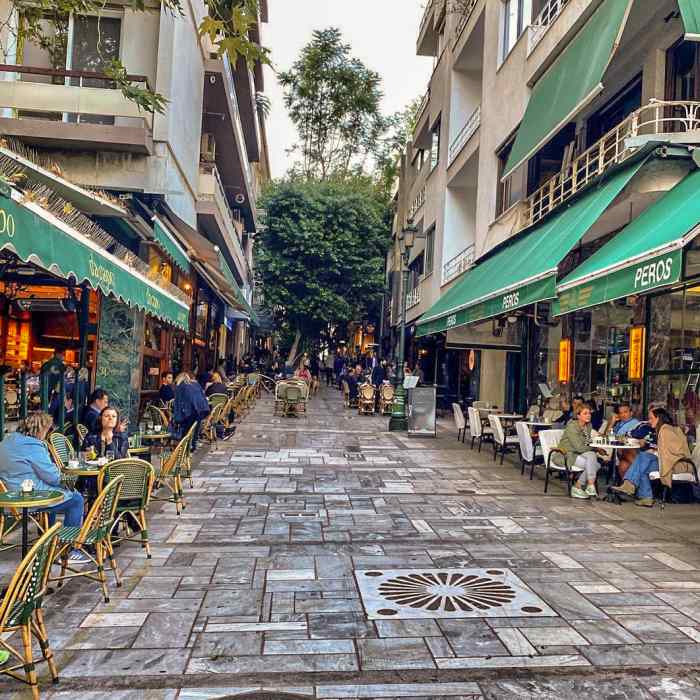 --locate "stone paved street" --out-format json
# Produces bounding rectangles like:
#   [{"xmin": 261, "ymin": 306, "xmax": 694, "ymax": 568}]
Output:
[{"xmin": 6, "ymin": 388, "xmax": 700, "ymax": 698}]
